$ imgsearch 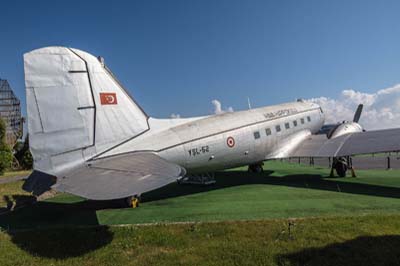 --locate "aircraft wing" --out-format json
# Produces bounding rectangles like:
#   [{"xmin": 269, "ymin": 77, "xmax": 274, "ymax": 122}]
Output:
[
  {"xmin": 50, "ymin": 152, "xmax": 185, "ymax": 200},
  {"xmin": 281, "ymin": 128, "xmax": 400, "ymax": 158}
]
